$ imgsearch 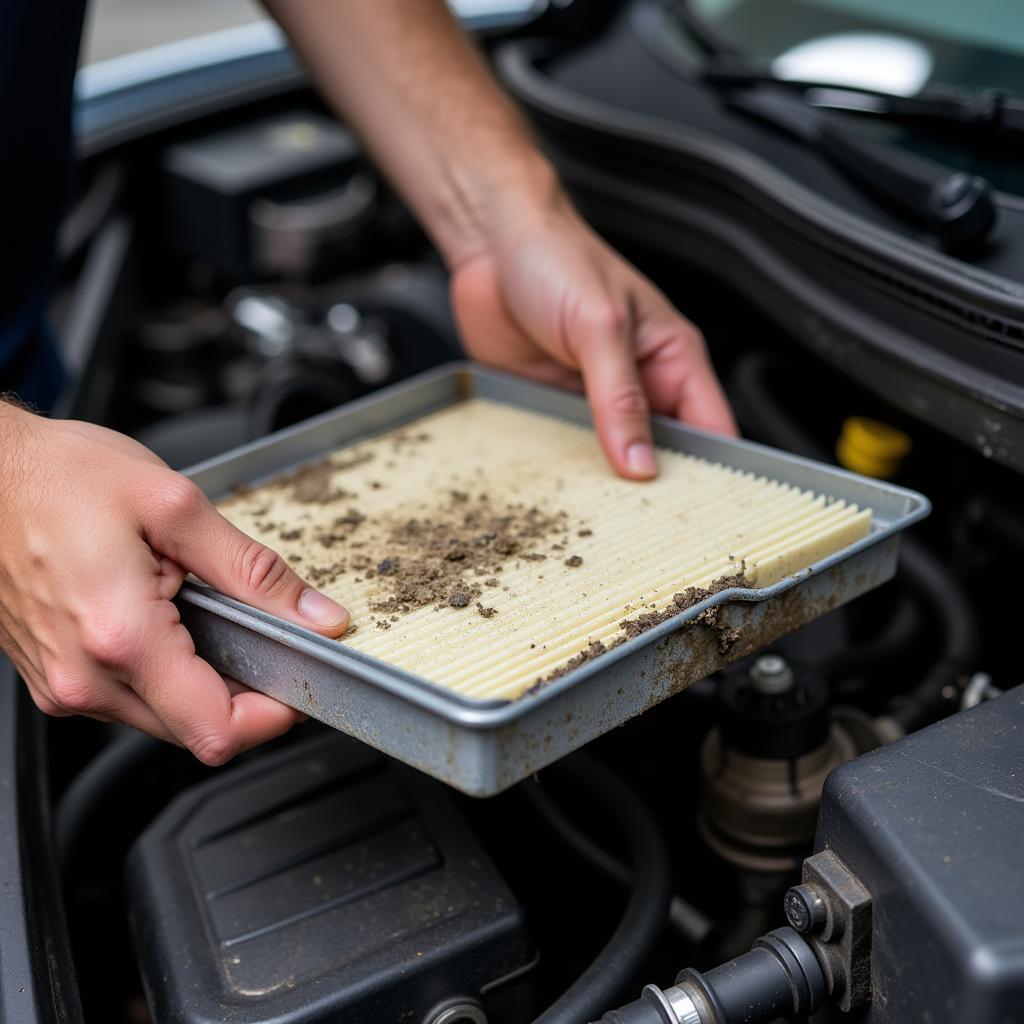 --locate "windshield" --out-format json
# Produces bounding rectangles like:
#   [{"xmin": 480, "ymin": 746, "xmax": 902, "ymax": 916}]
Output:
[
  {"xmin": 688, "ymin": 0, "xmax": 1024, "ymax": 92},
  {"xmin": 677, "ymin": 0, "xmax": 1024, "ymax": 196}
]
